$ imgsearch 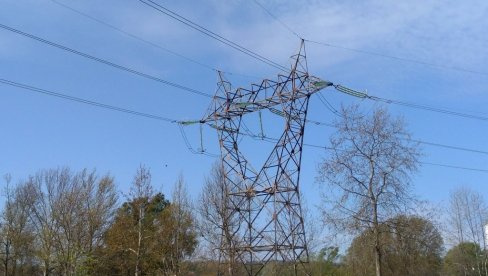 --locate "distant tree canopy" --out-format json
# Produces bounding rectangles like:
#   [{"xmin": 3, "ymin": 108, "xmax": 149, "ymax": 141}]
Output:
[
  {"xmin": 96, "ymin": 166, "xmax": 197, "ymax": 276},
  {"xmin": 0, "ymin": 168, "xmax": 119, "ymax": 276},
  {"xmin": 309, "ymin": 246, "xmax": 341, "ymax": 276},
  {"xmin": 99, "ymin": 192, "xmax": 197, "ymax": 275},
  {"xmin": 344, "ymin": 215, "xmax": 443, "ymax": 276},
  {"xmin": 1, "ymin": 162, "xmax": 486, "ymax": 275},
  {"xmin": 443, "ymin": 242, "xmax": 488, "ymax": 276},
  {"xmin": 0, "ymin": 167, "xmax": 198, "ymax": 276}
]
